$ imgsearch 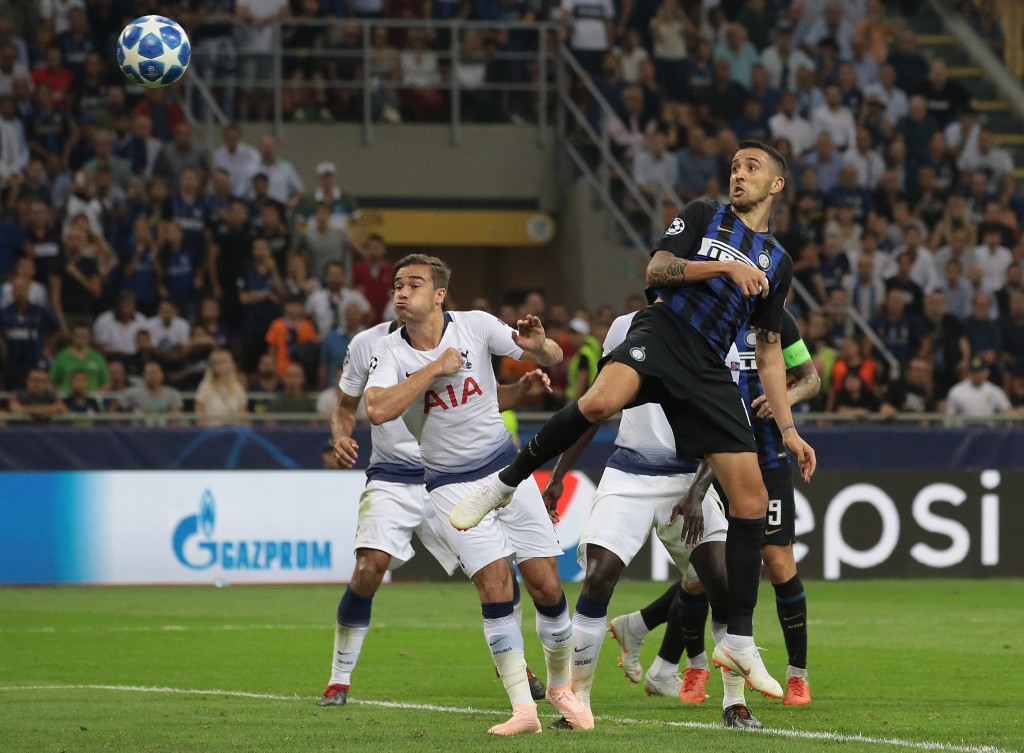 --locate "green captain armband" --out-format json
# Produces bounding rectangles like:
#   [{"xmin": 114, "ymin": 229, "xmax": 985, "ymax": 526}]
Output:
[{"xmin": 782, "ymin": 339, "xmax": 811, "ymax": 369}]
